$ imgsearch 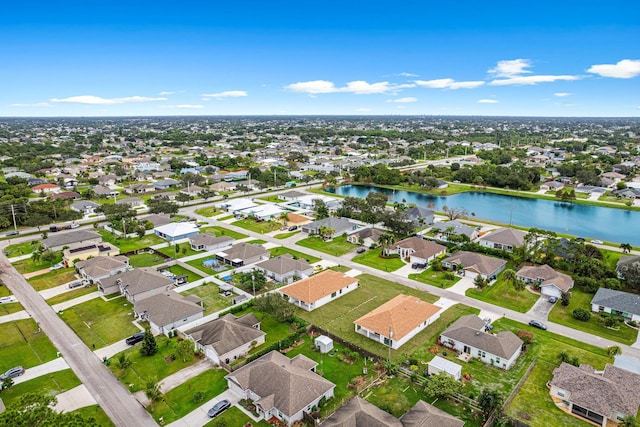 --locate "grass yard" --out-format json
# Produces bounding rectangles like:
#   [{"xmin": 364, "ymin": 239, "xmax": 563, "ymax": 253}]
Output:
[
  {"xmin": 0, "ymin": 319, "xmax": 59, "ymax": 372},
  {"xmin": 199, "ymin": 226, "xmax": 248, "ymax": 240},
  {"xmin": 600, "ymin": 247, "xmax": 623, "ymax": 271},
  {"xmin": 548, "ymin": 287, "xmax": 638, "ymax": 345},
  {"xmin": 352, "ymin": 248, "xmax": 405, "ymax": 272},
  {"xmin": 97, "ymin": 230, "xmax": 165, "ymax": 252},
  {"xmin": 329, "ymin": 265, "xmax": 352, "ymax": 273},
  {"xmin": 166, "ymin": 264, "xmax": 205, "ymax": 282},
  {"xmin": 195, "ymin": 206, "xmax": 220, "ymax": 217},
  {"xmin": 156, "ymin": 243, "xmax": 201, "ymax": 259},
  {"xmin": 72, "ymin": 405, "xmax": 115, "ymax": 426},
  {"xmin": 0, "ymin": 285, "xmax": 9, "ymax": 297},
  {"xmin": 59, "ymin": 297, "xmax": 139, "ymax": 348},
  {"xmin": 466, "ymin": 276, "xmax": 539, "ymax": 313},
  {"xmin": 0, "ymin": 301, "xmax": 24, "ymax": 315},
  {"xmin": 269, "ymin": 246, "xmax": 321, "ymax": 263},
  {"xmin": 180, "ymin": 283, "xmax": 234, "ymax": 315},
  {"xmin": 127, "ymin": 252, "xmax": 165, "ymax": 267},
  {"xmin": 0, "ymin": 369, "xmax": 81, "ymax": 407},
  {"xmin": 409, "ymin": 267, "xmax": 462, "ymax": 288},
  {"xmin": 258, "ymin": 195, "xmax": 283, "ymax": 203},
  {"xmin": 184, "ymin": 256, "xmax": 229, "ymax": 276},
  {"xmin": 4, "ymin": 240, "xmax": 40, "ymax": 257},
  {"xmin": 46, "ymin": 287, "xmax": 97, "ymax": 306},
  {"xmin": 295, "ymin": 273, "xmax": 471, "ymax": 360},
  {"xmin": 204, "ymin": 407, "xmax": 271, "ymax": 427},
  {"xmin": 245, "ymin": 239, "xmax": 267, "ymax": 245},
  {"xmin": 108, "ymin": 336, "xmax": 199, "ymax": 392},
  {"xmin": 27, "ymin": 268, "xmax": 78, "ymax": 291},
  {"xmin": 231, "ymin": 218, "xmax": 281, "ymax": 234},
  {"xmin": 296, "ymin": 235, "xmax": 355, "ymax": 257},
  {"xmin": 12, "ymin": 252, "xmax": 64, "ymax": 274},
  {"xmin": 273, "ymin": 231, "xmax": 299, "ymax": 239},
  {"xmin": 149, "ymin": 369, "xmax": 228, "ymax": 424}
]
